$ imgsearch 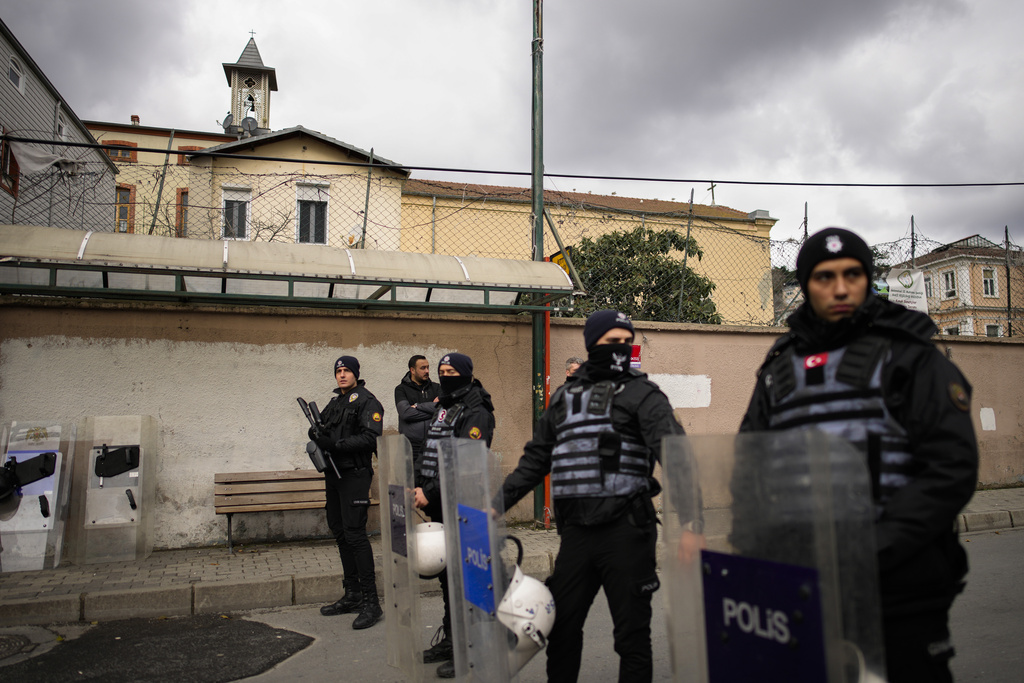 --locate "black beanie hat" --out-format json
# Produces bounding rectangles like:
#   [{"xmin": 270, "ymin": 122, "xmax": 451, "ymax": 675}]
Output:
[
  {"xmin": 583, "ymin": 309, "xmax": 635, "ymax": 350},
  {"xmin": 439, "ymin": 352, "xmax": 473, "ymax": 377},
  {"xmin": 334, "ymin": 355, "xmax": 360, "ymax": 379},
  {"xmin": 796, "ymin": 228, "xmax": 873, "ymax": 294}
]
